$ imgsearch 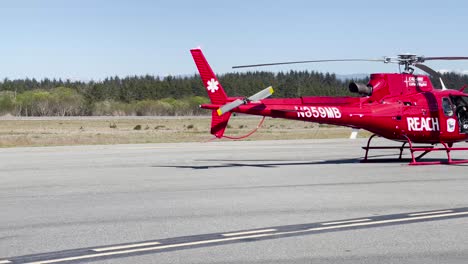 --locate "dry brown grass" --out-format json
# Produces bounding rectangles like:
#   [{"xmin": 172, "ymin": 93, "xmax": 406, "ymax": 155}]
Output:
[{"xmin": 0, "ymin": 116, "xmax": 370, "ymax": 147}]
